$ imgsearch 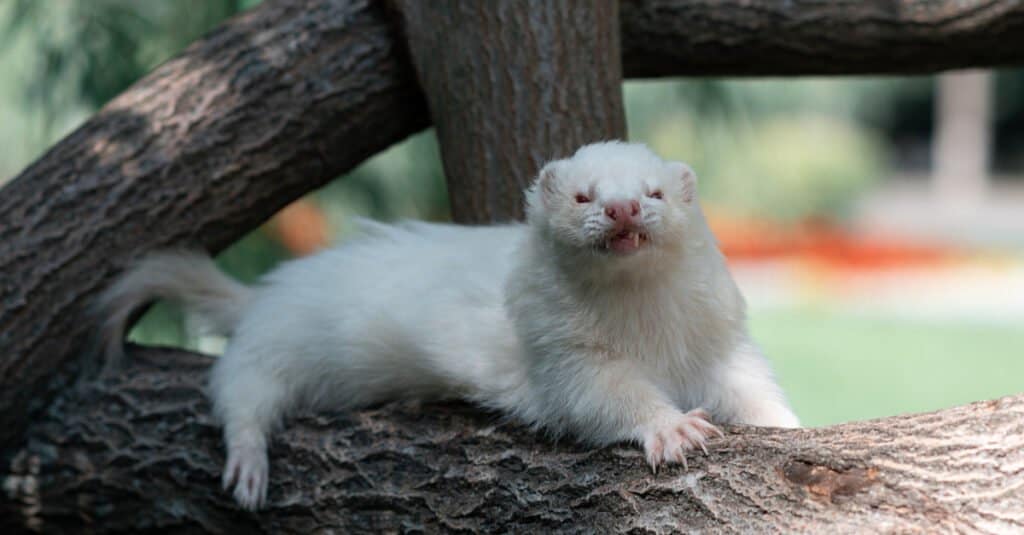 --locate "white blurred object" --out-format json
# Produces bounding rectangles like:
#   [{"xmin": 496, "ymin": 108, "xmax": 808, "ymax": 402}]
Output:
[{"xmin": 932, "ymin": 70, "xmax": 992, "ymax": 210}]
